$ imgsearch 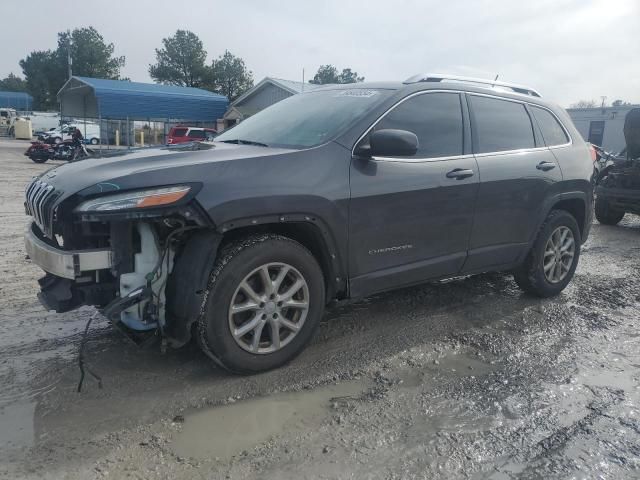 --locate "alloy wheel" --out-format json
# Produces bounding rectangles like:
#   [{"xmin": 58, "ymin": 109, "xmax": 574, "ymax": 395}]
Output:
[
  {"xmin": 543, "ymin": 226, "xmax": 575, "ymax": 283},
  {"xmin": 228, "ymin": 262, "xmax": 310, "ymax": 354}
]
